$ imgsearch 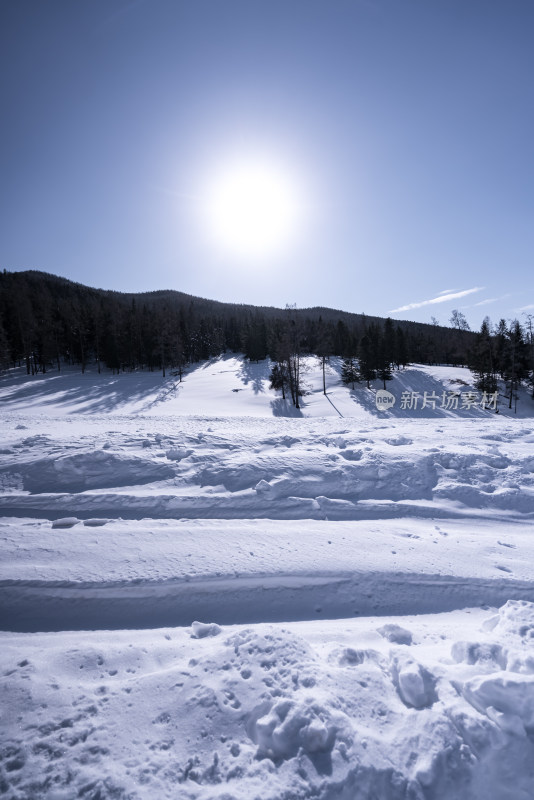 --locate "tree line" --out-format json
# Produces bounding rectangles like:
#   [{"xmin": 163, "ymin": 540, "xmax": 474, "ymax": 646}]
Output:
[
  {"xmin": 1, "ymin": 271, "xmax": 531, "ymax": 409},
  {"xmin": 467, "ymin": 315, "xmax": 534, "ymax": 408}
]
